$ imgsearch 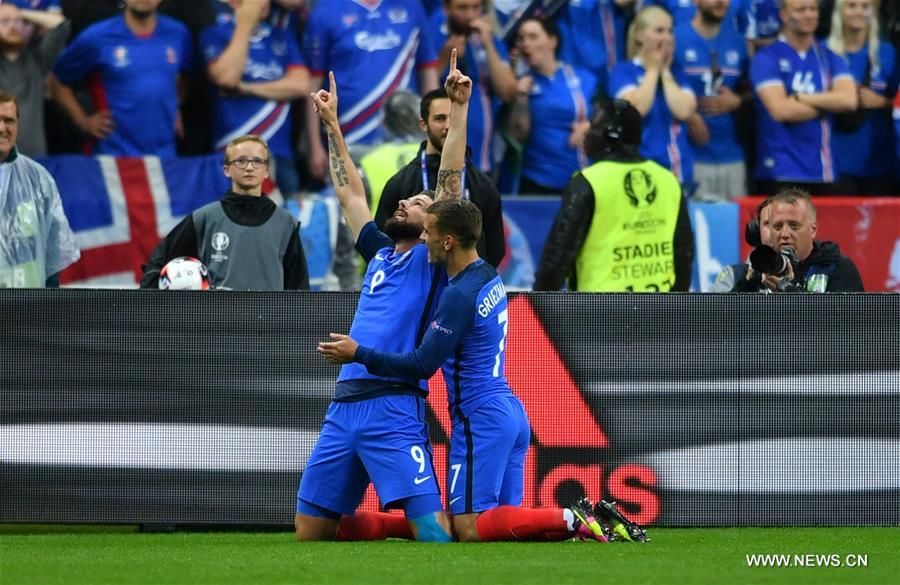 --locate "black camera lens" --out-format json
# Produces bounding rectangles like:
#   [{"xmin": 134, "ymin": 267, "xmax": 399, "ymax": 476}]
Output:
[{"xmin": 749, "ymin": 245, "xmax": 791, "ymax": 276}]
